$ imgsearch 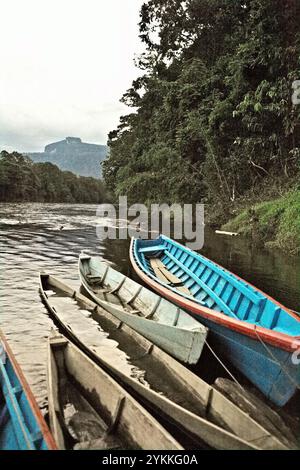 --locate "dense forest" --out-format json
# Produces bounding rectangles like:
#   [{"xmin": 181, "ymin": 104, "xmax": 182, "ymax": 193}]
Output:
[
  {"xmin": 103, "ymin": 0, "xmax": 300, "ymax": 219},
  {"xmin": 0, "ymin": 151, "xmax": 108, "ymax": 203}
]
